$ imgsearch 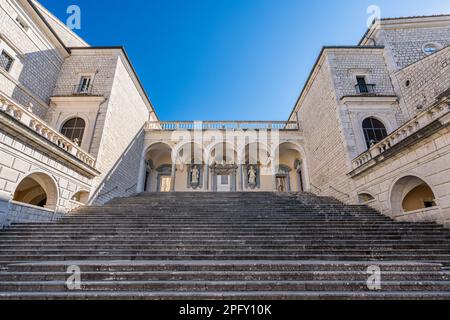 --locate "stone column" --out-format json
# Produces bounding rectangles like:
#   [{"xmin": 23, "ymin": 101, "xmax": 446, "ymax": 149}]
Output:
[
  {"xmin": 238, "ymin": 164, "xmax": 244, "ymax": 191},
  {"xmin": 170, "ymin": 163, "xmax": 176, "ymax": 192},
  {"xmin": 136, "ymin": 157, "xmax": 147, "ymax": 193},
  {"xmin": 204, "ymin": 164, "xmax": 209, "ymax": 191},
  {"xmin": 272, "ymin": 167, "xmax": 278, "ymax": 192}
]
